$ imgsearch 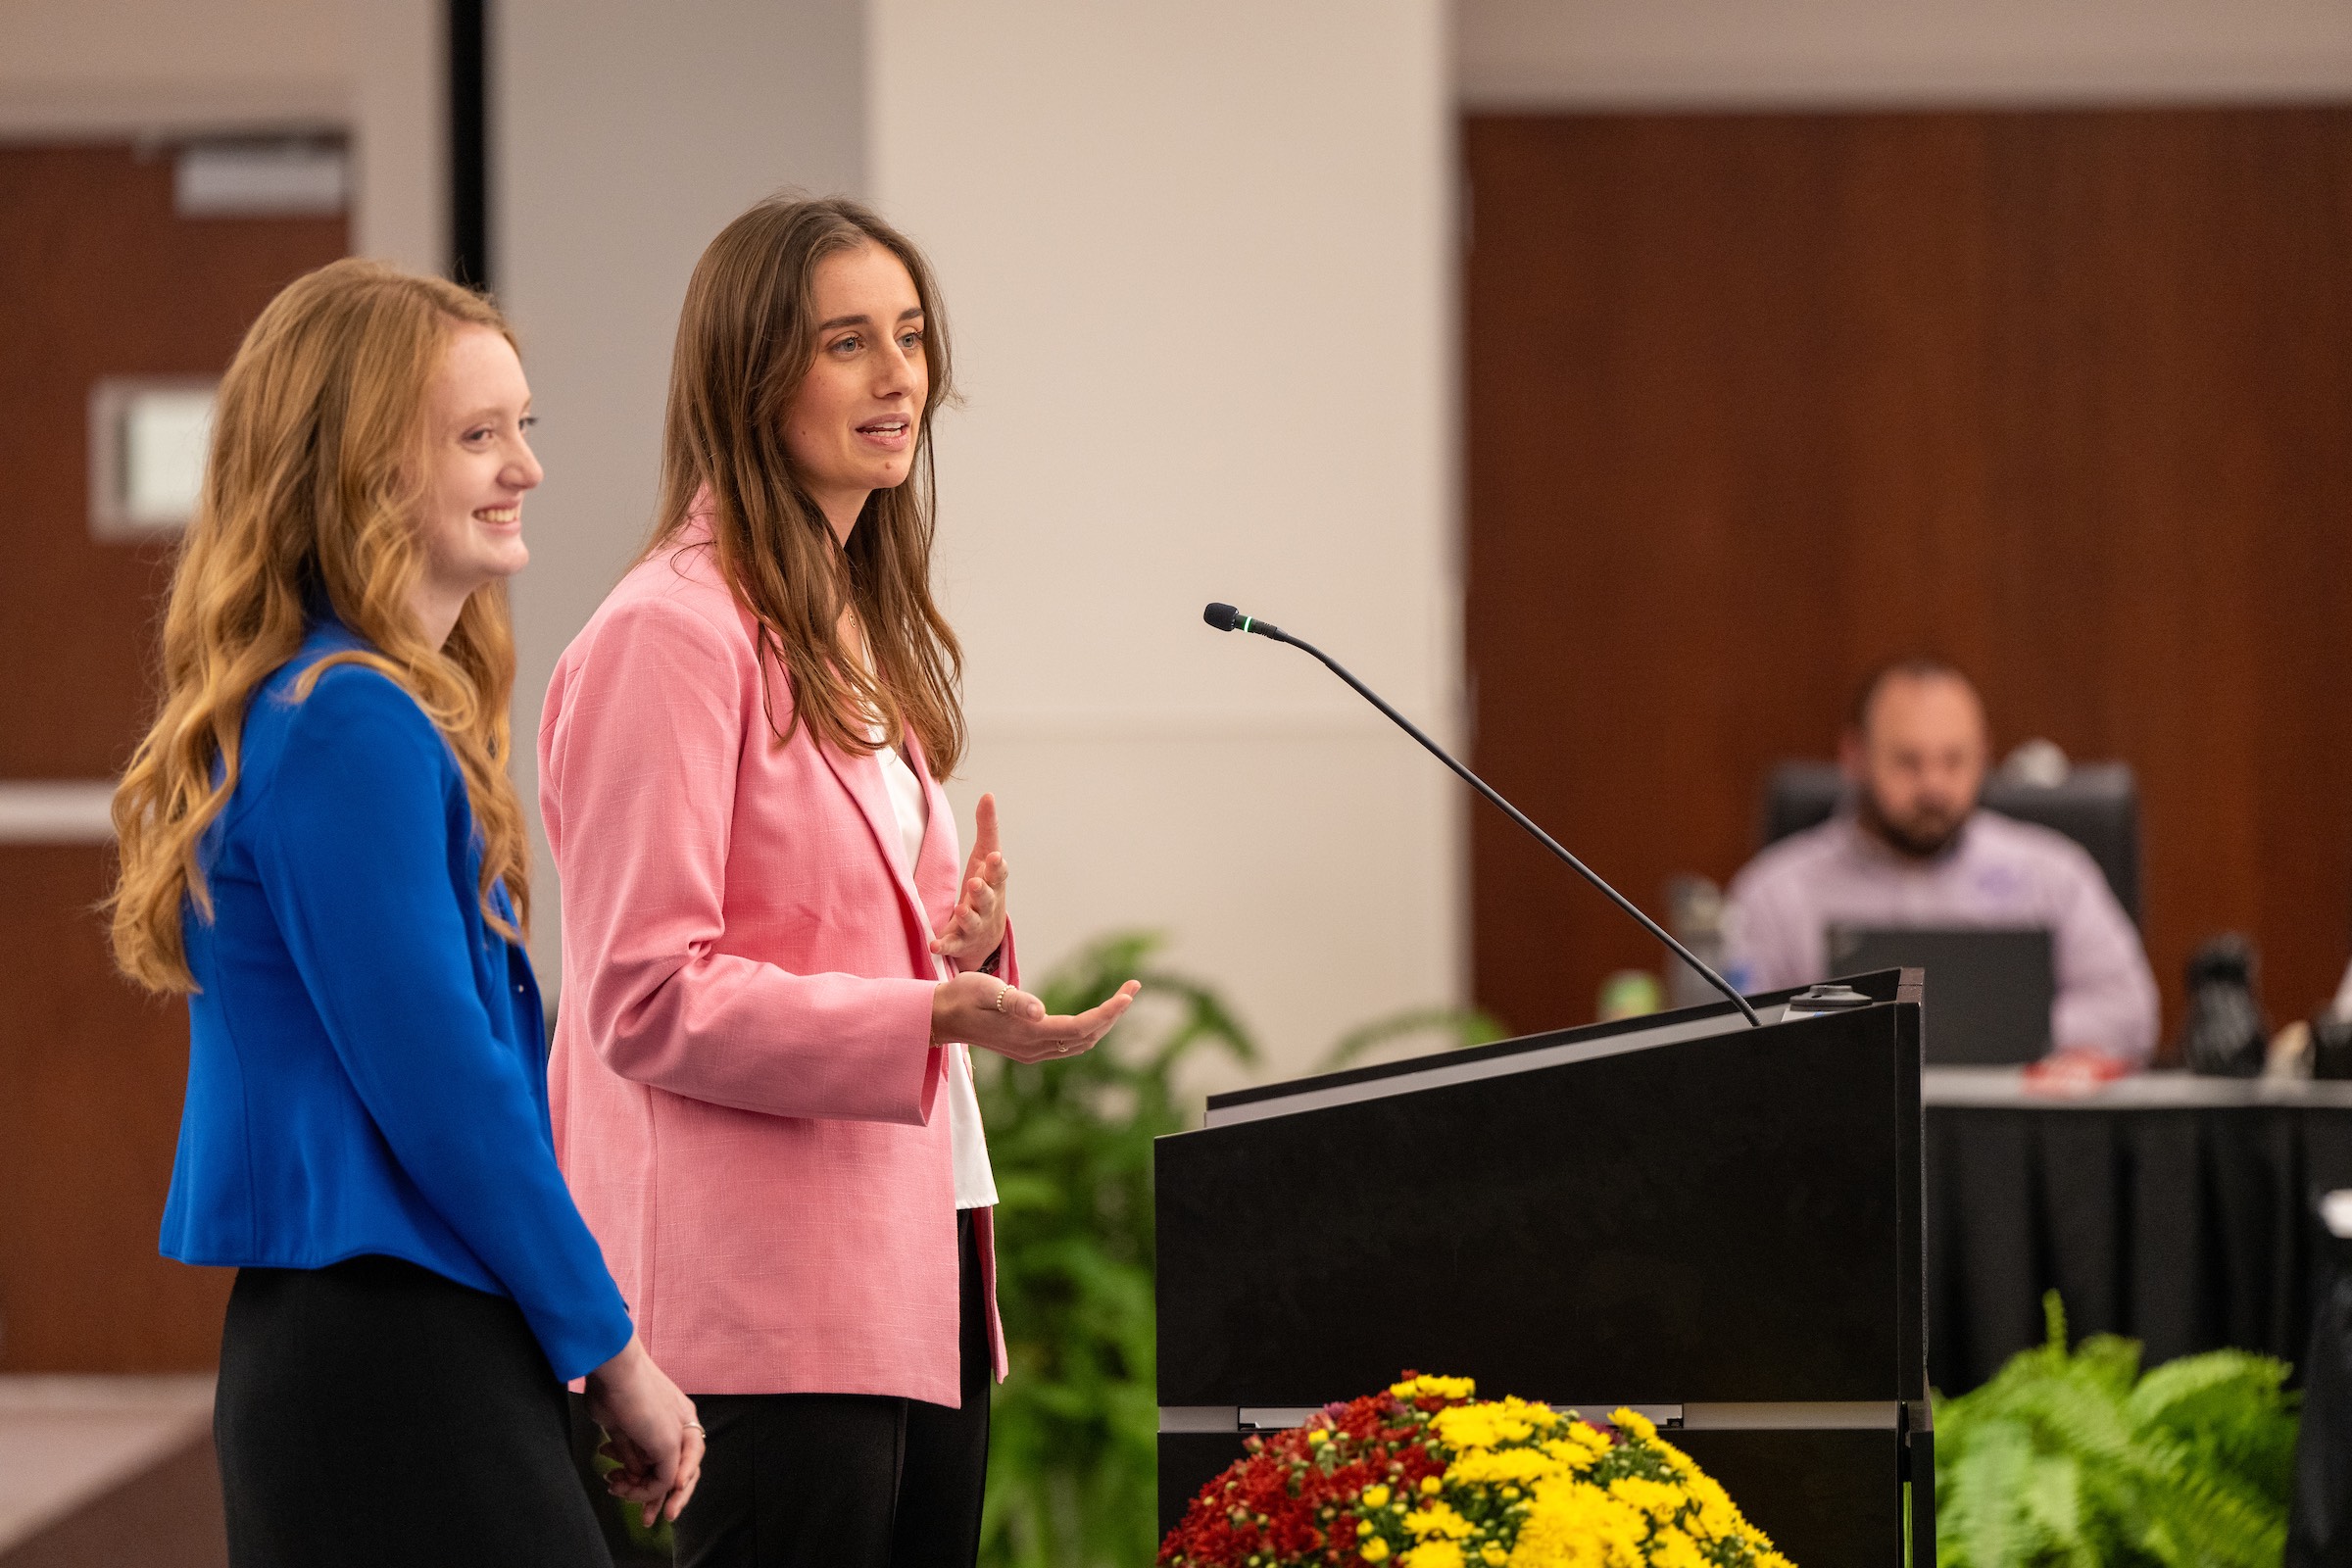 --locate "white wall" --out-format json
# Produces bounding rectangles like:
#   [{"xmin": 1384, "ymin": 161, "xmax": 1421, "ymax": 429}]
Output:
[
  {"xmin": 0, "ymin": 0, "xmax": 346, "ymax": 137},
  {"xmin": 346, "ymin": 0, "xmax": 441, "ymax": 274},
  {"xmin": 493, "ymin": 0, "xmax": 870, "ymax": 995},
  {"xmin": 867, "ymin": 0, "xmax": 1461, "ymax": 1083},
  {"xmin": 1460, "ymin": 0, "xmax": 2352, "ymax": 108}
]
